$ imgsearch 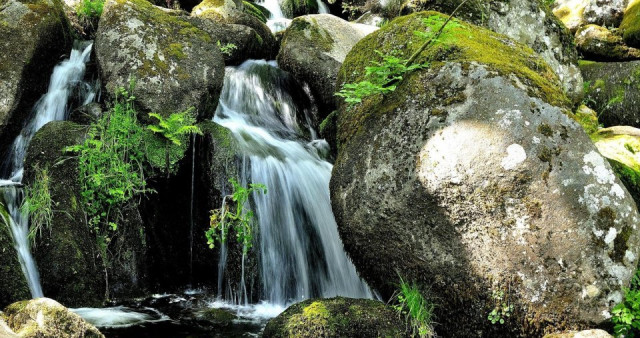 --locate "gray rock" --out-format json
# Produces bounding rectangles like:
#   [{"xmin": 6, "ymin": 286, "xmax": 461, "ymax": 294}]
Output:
[
  {"xmin": 2, "ymin": 298, "xmax": 104, "ymax": 337},
  {"xmin": 575, "ymin": 24, "xmax": 640, "ymax": 60},
  {"xmin": 580, "ymin": 60, "xmax": 640, "ymax": 127},
  {"xmin": 553, "ymin": 0, "xmax": 627, "ymax": 31},
  {"xmin": 277, "ymin": 14, "xmax": 376, "ymax": 116},
  {"xmin": 0, "ymin": 0, "xmax": 72, "ymax": 154},
  {"xmin": 332, "ymin": 12, "xmax": 640, "ymax": 336},
  {"xmin": 95, "ymin": 0, "xmax": 225, "ymax": 122}
]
